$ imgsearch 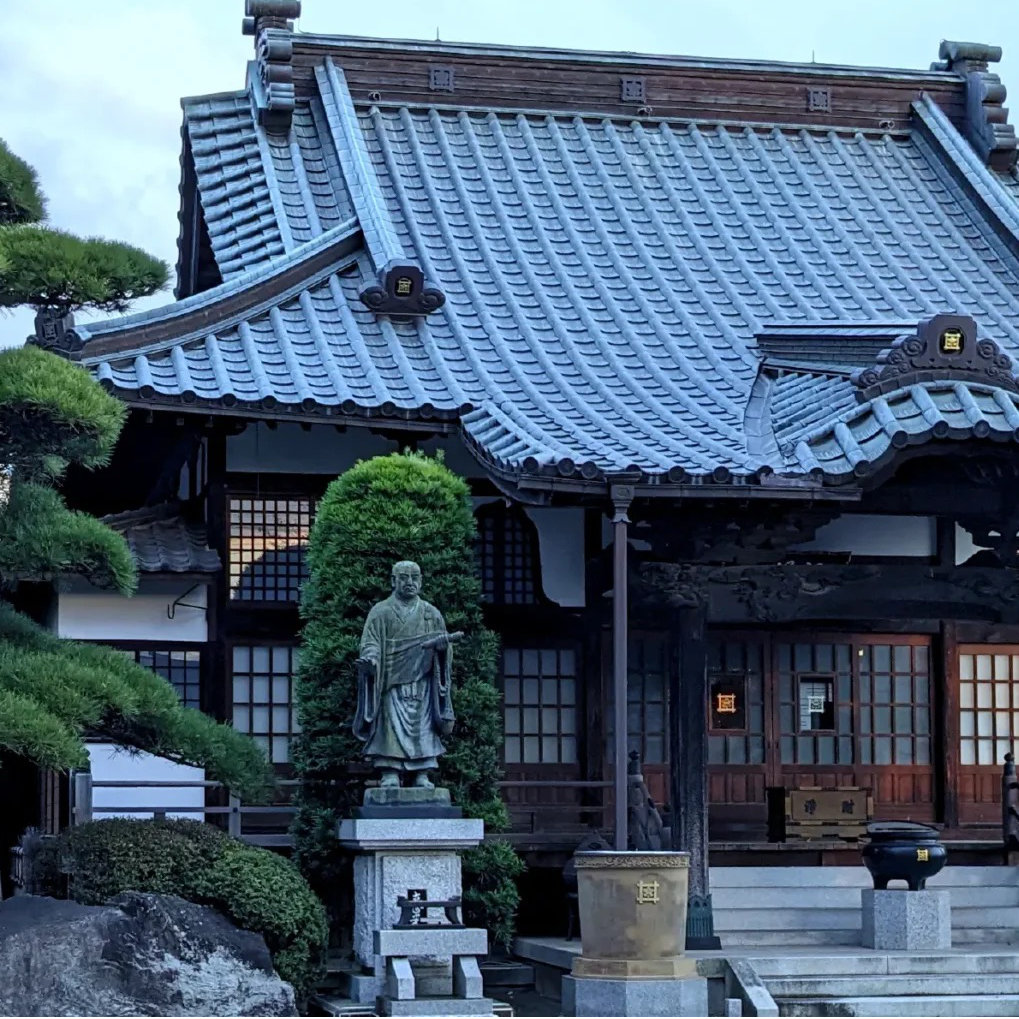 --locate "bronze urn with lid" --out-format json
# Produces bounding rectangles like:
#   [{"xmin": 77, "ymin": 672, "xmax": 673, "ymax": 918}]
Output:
[{"xmin": 861, "ymin": 821, "xmax": 947, "ymax": 890}]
